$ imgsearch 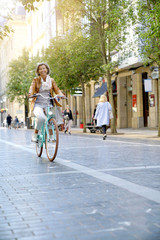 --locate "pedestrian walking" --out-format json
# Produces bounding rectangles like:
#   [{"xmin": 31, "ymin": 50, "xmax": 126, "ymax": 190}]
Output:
[
  {"xmin": 14, "ymin": 116, "xmax": 19, "ymax": 129},
  {"xmin": 94, "ymin": 95, "xmax": 112, "ymax": 140},
  {"xmin": 64, "ymin": 105, "xmax": 73, "ymax": 135},
  {"xmin": 29, "ymin": 62, "xmax": 65, "ymax": 142},
  {"xmin": 92, "ymin": 105, "xmax": 97, "ymax": 125},
  {"xmin": 6, "ymin": 114, "xmax": 12, "ymax": 129}
]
